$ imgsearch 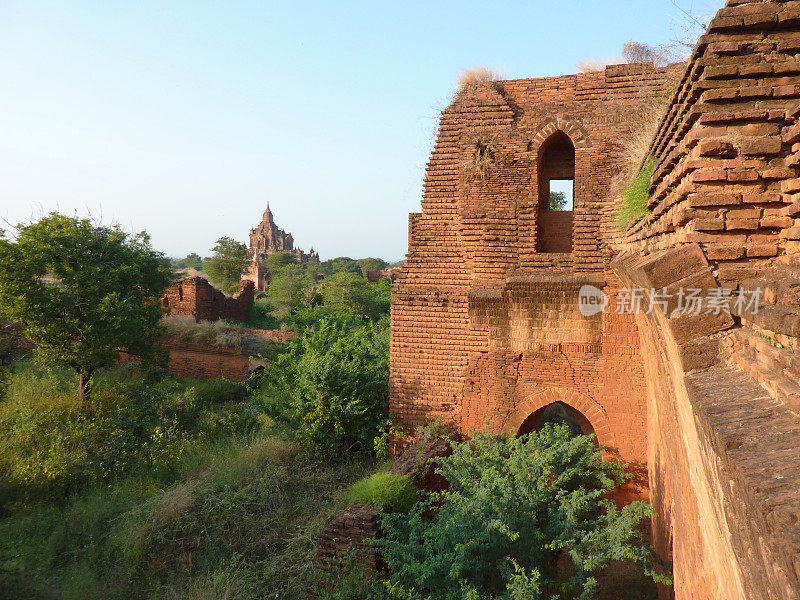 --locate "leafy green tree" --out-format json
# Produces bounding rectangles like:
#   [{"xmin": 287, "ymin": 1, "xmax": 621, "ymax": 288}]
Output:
[
  {"xmin": 378, "ymin": 426, "xmax": 671, "ymax": 600},
  {"xmin": 356, "ymin": 257, "xmax": 388, "ymax": 278},
  {"xmin": 0, "ymin": 214, "xmax": 172, "ymax": 402},
  {"xmin": 175, "ymin": 252, "xmax": 204, "ymax": 271},
  {"xmin": 203, "ymin": 237, "xmax": 250, "ymax": 294},
  {"xmin": 550, "ymin": 191, "xmax": 567, "ymax": 211},
  {"xmin": 265, "ymin": 264, "xmax": 306, "ymax": 320},
  {"xmin": 265, "ymin": 251, "xmax": 298, "ymax": 273},
  {"xmin": 323, "ymin": 256, "xmax": 362, "ymax": 277},
  {"xmin": 267, "ymin": 318, "xmax": 390, "ymax": 450},
  {"xmin": 320, "ymin": 271, "xmax": 383, "ymax": 320}
]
